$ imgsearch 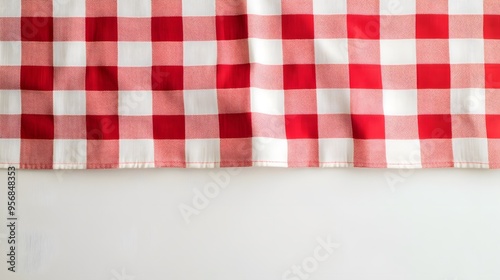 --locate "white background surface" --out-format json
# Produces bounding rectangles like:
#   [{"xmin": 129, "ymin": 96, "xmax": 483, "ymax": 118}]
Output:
[{"xmin": 1, "ymin": 168, "xmax": 500, "ymax": 280}]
